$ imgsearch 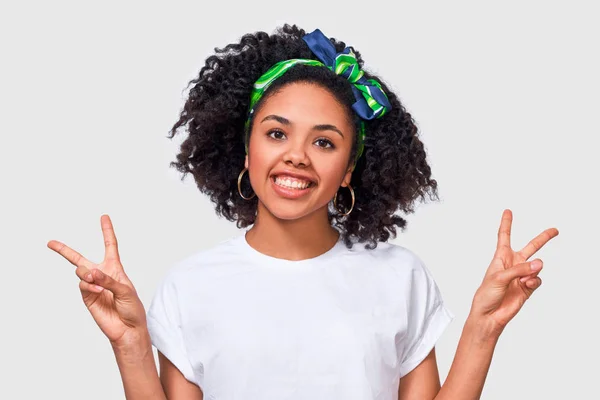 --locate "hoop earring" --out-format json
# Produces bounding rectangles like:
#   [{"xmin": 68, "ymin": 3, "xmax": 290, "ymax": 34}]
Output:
[
  {"xmin": 334, "ymin": 184, "xmax": 355, "ymax": 216},
  {"xmin": 237, "ymin": 167, "xmax": 255, "ymax": 200}
]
